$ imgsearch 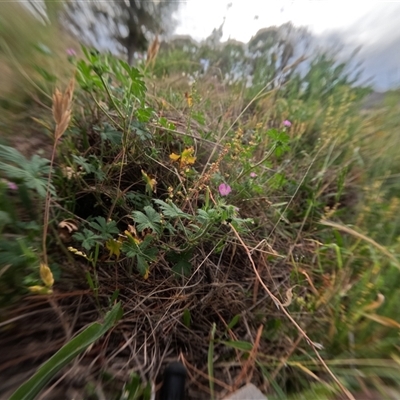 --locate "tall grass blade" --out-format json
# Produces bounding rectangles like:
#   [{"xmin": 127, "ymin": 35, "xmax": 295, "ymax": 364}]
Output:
[
  {"xmin": 9, "ymin": 302, "xmax": 122, "ymax": 400},
  {"xmin": 320, "ymin": 220, "xmax": 400, "ymax": 269},
  {"xmin": 208, "ymin": 323, "xmax": 216, "ymax": 400}
]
